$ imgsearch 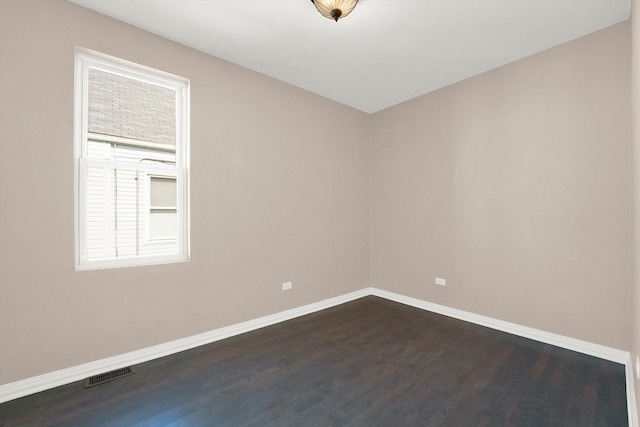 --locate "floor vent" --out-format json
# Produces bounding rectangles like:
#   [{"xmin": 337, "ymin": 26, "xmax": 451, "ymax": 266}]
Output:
[{"xmin": 85, "ymin": 367, "xmax": 134, "ymax": 388}]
